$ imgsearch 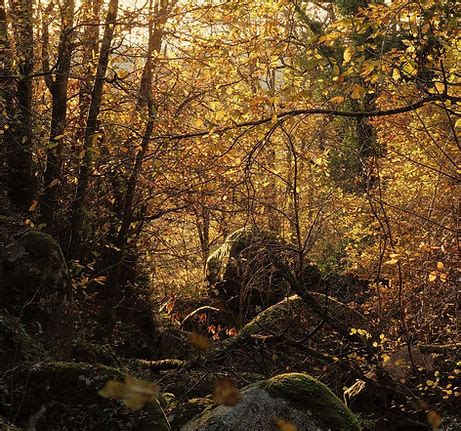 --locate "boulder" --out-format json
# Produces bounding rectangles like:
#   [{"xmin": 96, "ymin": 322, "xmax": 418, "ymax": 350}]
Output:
[
  {"xmin": 201, "ymin": 294, "xmax": 367, "ymax": 387},
  {"xmin": 71, "ymin": 339, "xmax": 120, "ymax": 368},
  {"xmin": 169, "ymin": 397, "xmax": 212, "ymax": 430},
  {"xmin": 383, "ymin": 346, "xmax": 434, "ymax": 382},
  {"xmin": 0, "ymin": 230, "xmax": 73, "ymax": 355},
  {"xmin": 0, "ymin": 310, "xmax": 47, "ymax": 369},
  {"xmin": 181, "ymin": 373, "xmax": 361, "ymax": 431},
  {"xmin": 206, "ymin": 226, "xmax": 321, "ymax": 322},
  {"xmin": 0, "ymin": 361, "xmax": 170, "ymax": 430}
]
